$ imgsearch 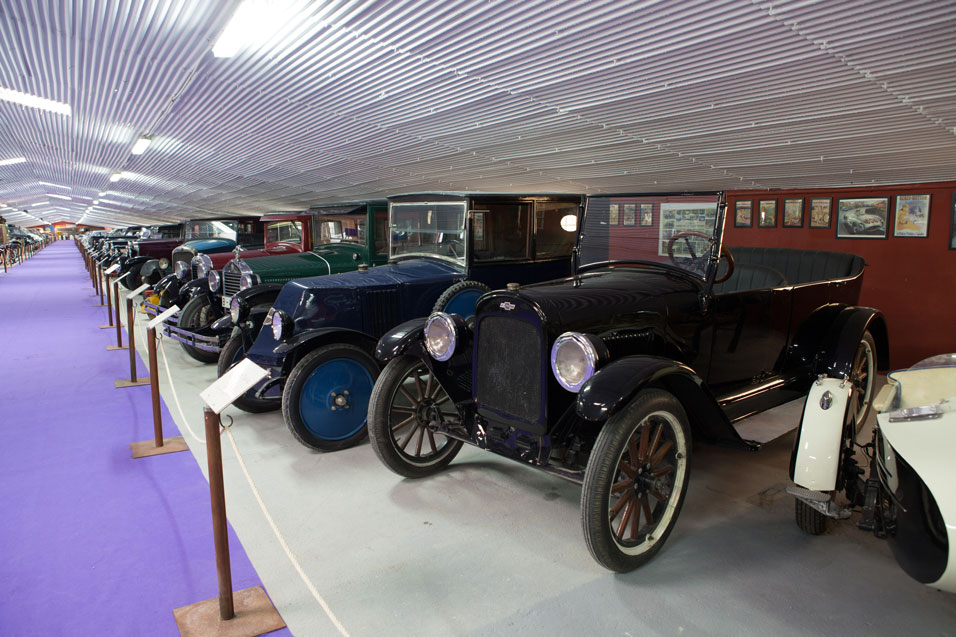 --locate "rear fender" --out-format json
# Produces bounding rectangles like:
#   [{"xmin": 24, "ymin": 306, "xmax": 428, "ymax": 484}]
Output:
[
  {"xmin": 817, "ymin": 307, "xmax": 889, "ymax": 377},
  {"xmin": 375, "ymin": 318, "xmax": 427, "ymax": 362},
  {"xmin": 273, "ymin": 327, "xmax": 378, "ymax": 375},
  {"xmin": 577, "ymin": 355, "xmax": 748, "ymax": 448},
  {"xmin": 790, "ymin": 377, "xmax": 854, "ymax": 490}
]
